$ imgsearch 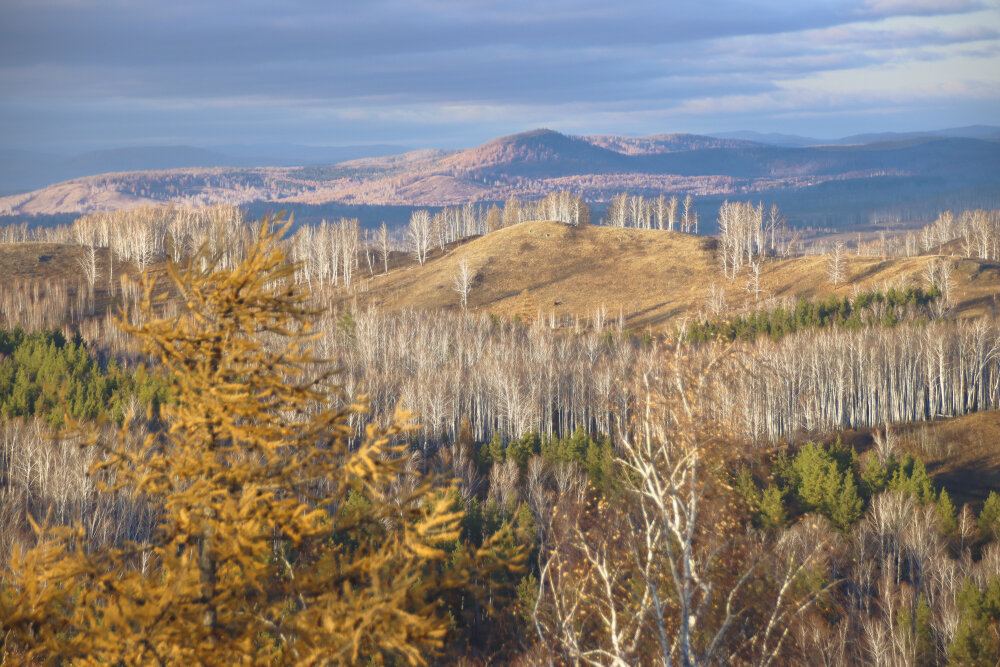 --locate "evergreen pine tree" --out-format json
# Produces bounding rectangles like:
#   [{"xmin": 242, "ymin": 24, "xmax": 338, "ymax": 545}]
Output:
[{"xmin": 979, "ymin": 491, "xmax": 1000, "ymax": 541}]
